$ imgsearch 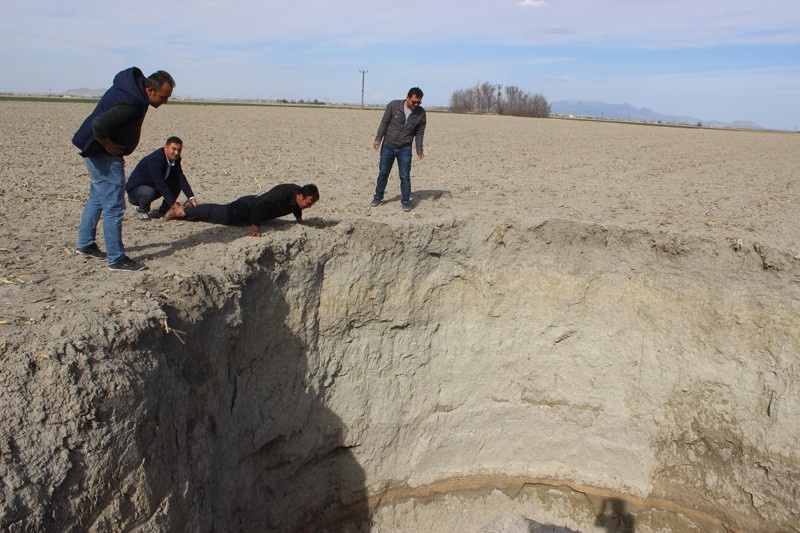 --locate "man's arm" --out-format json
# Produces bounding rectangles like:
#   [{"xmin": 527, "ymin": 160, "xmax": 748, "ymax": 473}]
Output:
[
  {"xmin": 293, "ymin": 206, "xmax": 310, "ymax": 225},
  {"xmin": 177, "ymin": 164, "xmax": 197, "ymax": 207},
  {"xmin": 244, "ymin": 194, "xmax": 268, "ymax": 236},
  {"xmin": 249, "ymin": 195, "xmax": 275, "ymax": 228},
  {"xmin": 91, "ymin": 102, "xmax": 139, "ymax": 155},
  {"xmin": 414, "ymin": 111, "xmax": 426, "ymax": 158},
  {"xmin": 373, "ymin": 103, "xmax": 393, "ymax": 149}
]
